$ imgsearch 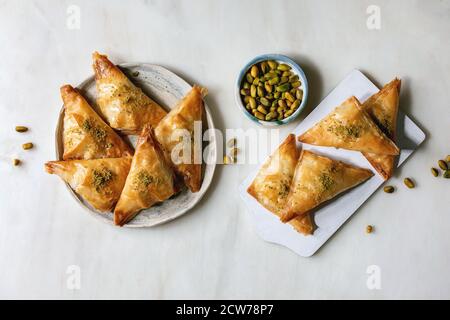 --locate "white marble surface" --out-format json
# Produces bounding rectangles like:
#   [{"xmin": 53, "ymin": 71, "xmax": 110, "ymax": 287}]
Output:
[{"xmin": 0, "ymin": 0, "xmax": 449, "ymax": 299}]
